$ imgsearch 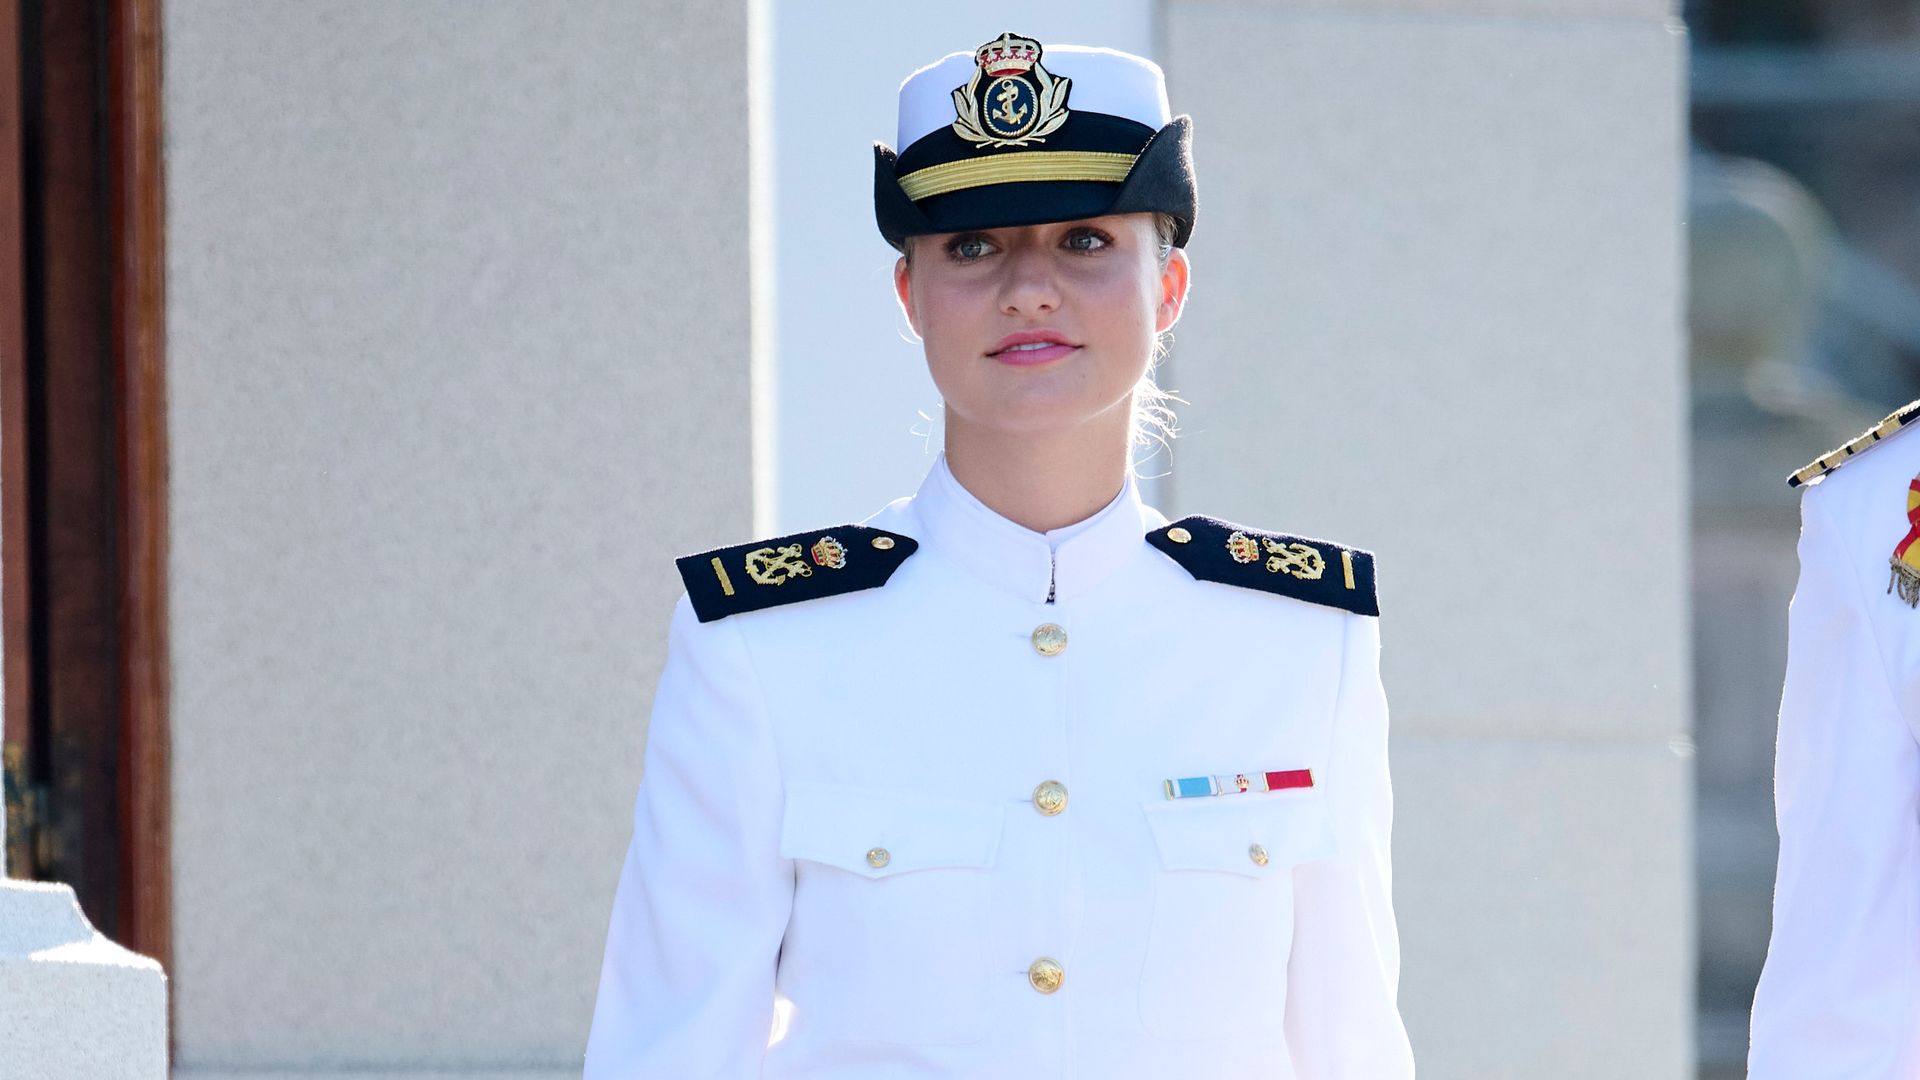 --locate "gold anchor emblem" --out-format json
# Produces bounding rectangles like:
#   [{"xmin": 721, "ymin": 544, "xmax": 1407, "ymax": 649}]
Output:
[
  {"xmin": 1263, "ymin": 539, "xmax": 1326, "ymax": 580},
  {"xmin": 991, "ymin": 80, "xmax": 1028, "ymax": 128},
  {"xmin": 744, "ymin": 543, "xmax": 814, "ymax": 587}
]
